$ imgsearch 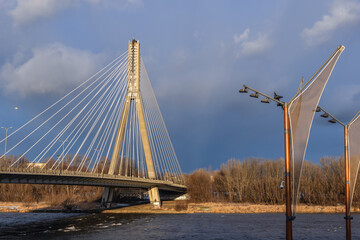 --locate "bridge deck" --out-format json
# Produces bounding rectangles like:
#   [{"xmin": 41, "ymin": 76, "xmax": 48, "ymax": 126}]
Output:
[{"xmin": 0, "ymin": 167, "xmax": 186, "ymax": 193}]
